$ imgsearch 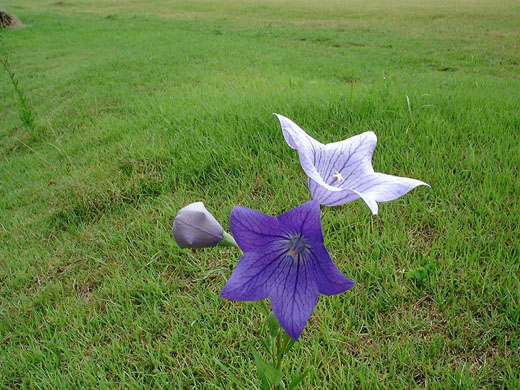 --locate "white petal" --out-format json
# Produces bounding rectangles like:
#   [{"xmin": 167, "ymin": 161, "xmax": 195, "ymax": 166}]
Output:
[
  {"xmin": 355, "ymin": 191, "xmax": 379, "ymax": 214},
  {"xmin": 356, "ymin": 173, "xmax": 430, "ymax": 203},
  {"xmin": 273, "ymin": 113, "xmax": 315, "ymax": 150},
  {"xmin": 273, "ymin": 113, "xmax": 343, "ymax": 194},
  {"xmin": 327, "ymin": 132, "xmax": 377, "ymax": 186},
  {"xmin": 309, "ymin": 177, "xmax": 379, "ymax": 213},
  {"xmin": 309, "ymin": 177, "xmax": 360, "ymax": 205}
]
